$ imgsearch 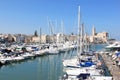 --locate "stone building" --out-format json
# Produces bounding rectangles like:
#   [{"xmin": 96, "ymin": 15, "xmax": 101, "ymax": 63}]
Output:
[
  {"xmin": 66, "ymin": 34, "xmax": 77, "ymax": 42},
  {"xmin": 89, "ymin": 26, "xmax": 109, "ymax": 43},
  {"xmin": 31, "ymin": 34, "xmax": 48, "ymax": 43},
  {"xmin": 56, "ymin": 33, "xmax": 65, "ymax": 43}
]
